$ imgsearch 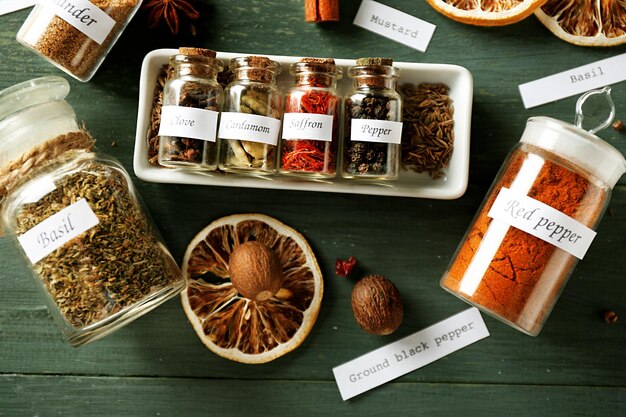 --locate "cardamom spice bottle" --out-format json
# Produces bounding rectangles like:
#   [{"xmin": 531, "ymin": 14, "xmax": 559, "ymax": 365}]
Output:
[
  {"xmin": 218, "ymin": 56, "xmax": 283, "ymax": 175},
  {"xmin": 16, "ymin": 0, "xmax": 141, "ymax": 82},
  {"xmin": 279, "ymin": 58, "xmax": 342, "ymax": 179},
  {"xmin": 158, "ymin": 47, "xmax": 224, "ymax": 171},
  {"xmin": 0, "ymin": 77, "xmax": 184, "ymax": 346},
  {"xmin": 342, "ymin": 57, "xmax": 403, "ymax": 180}
]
